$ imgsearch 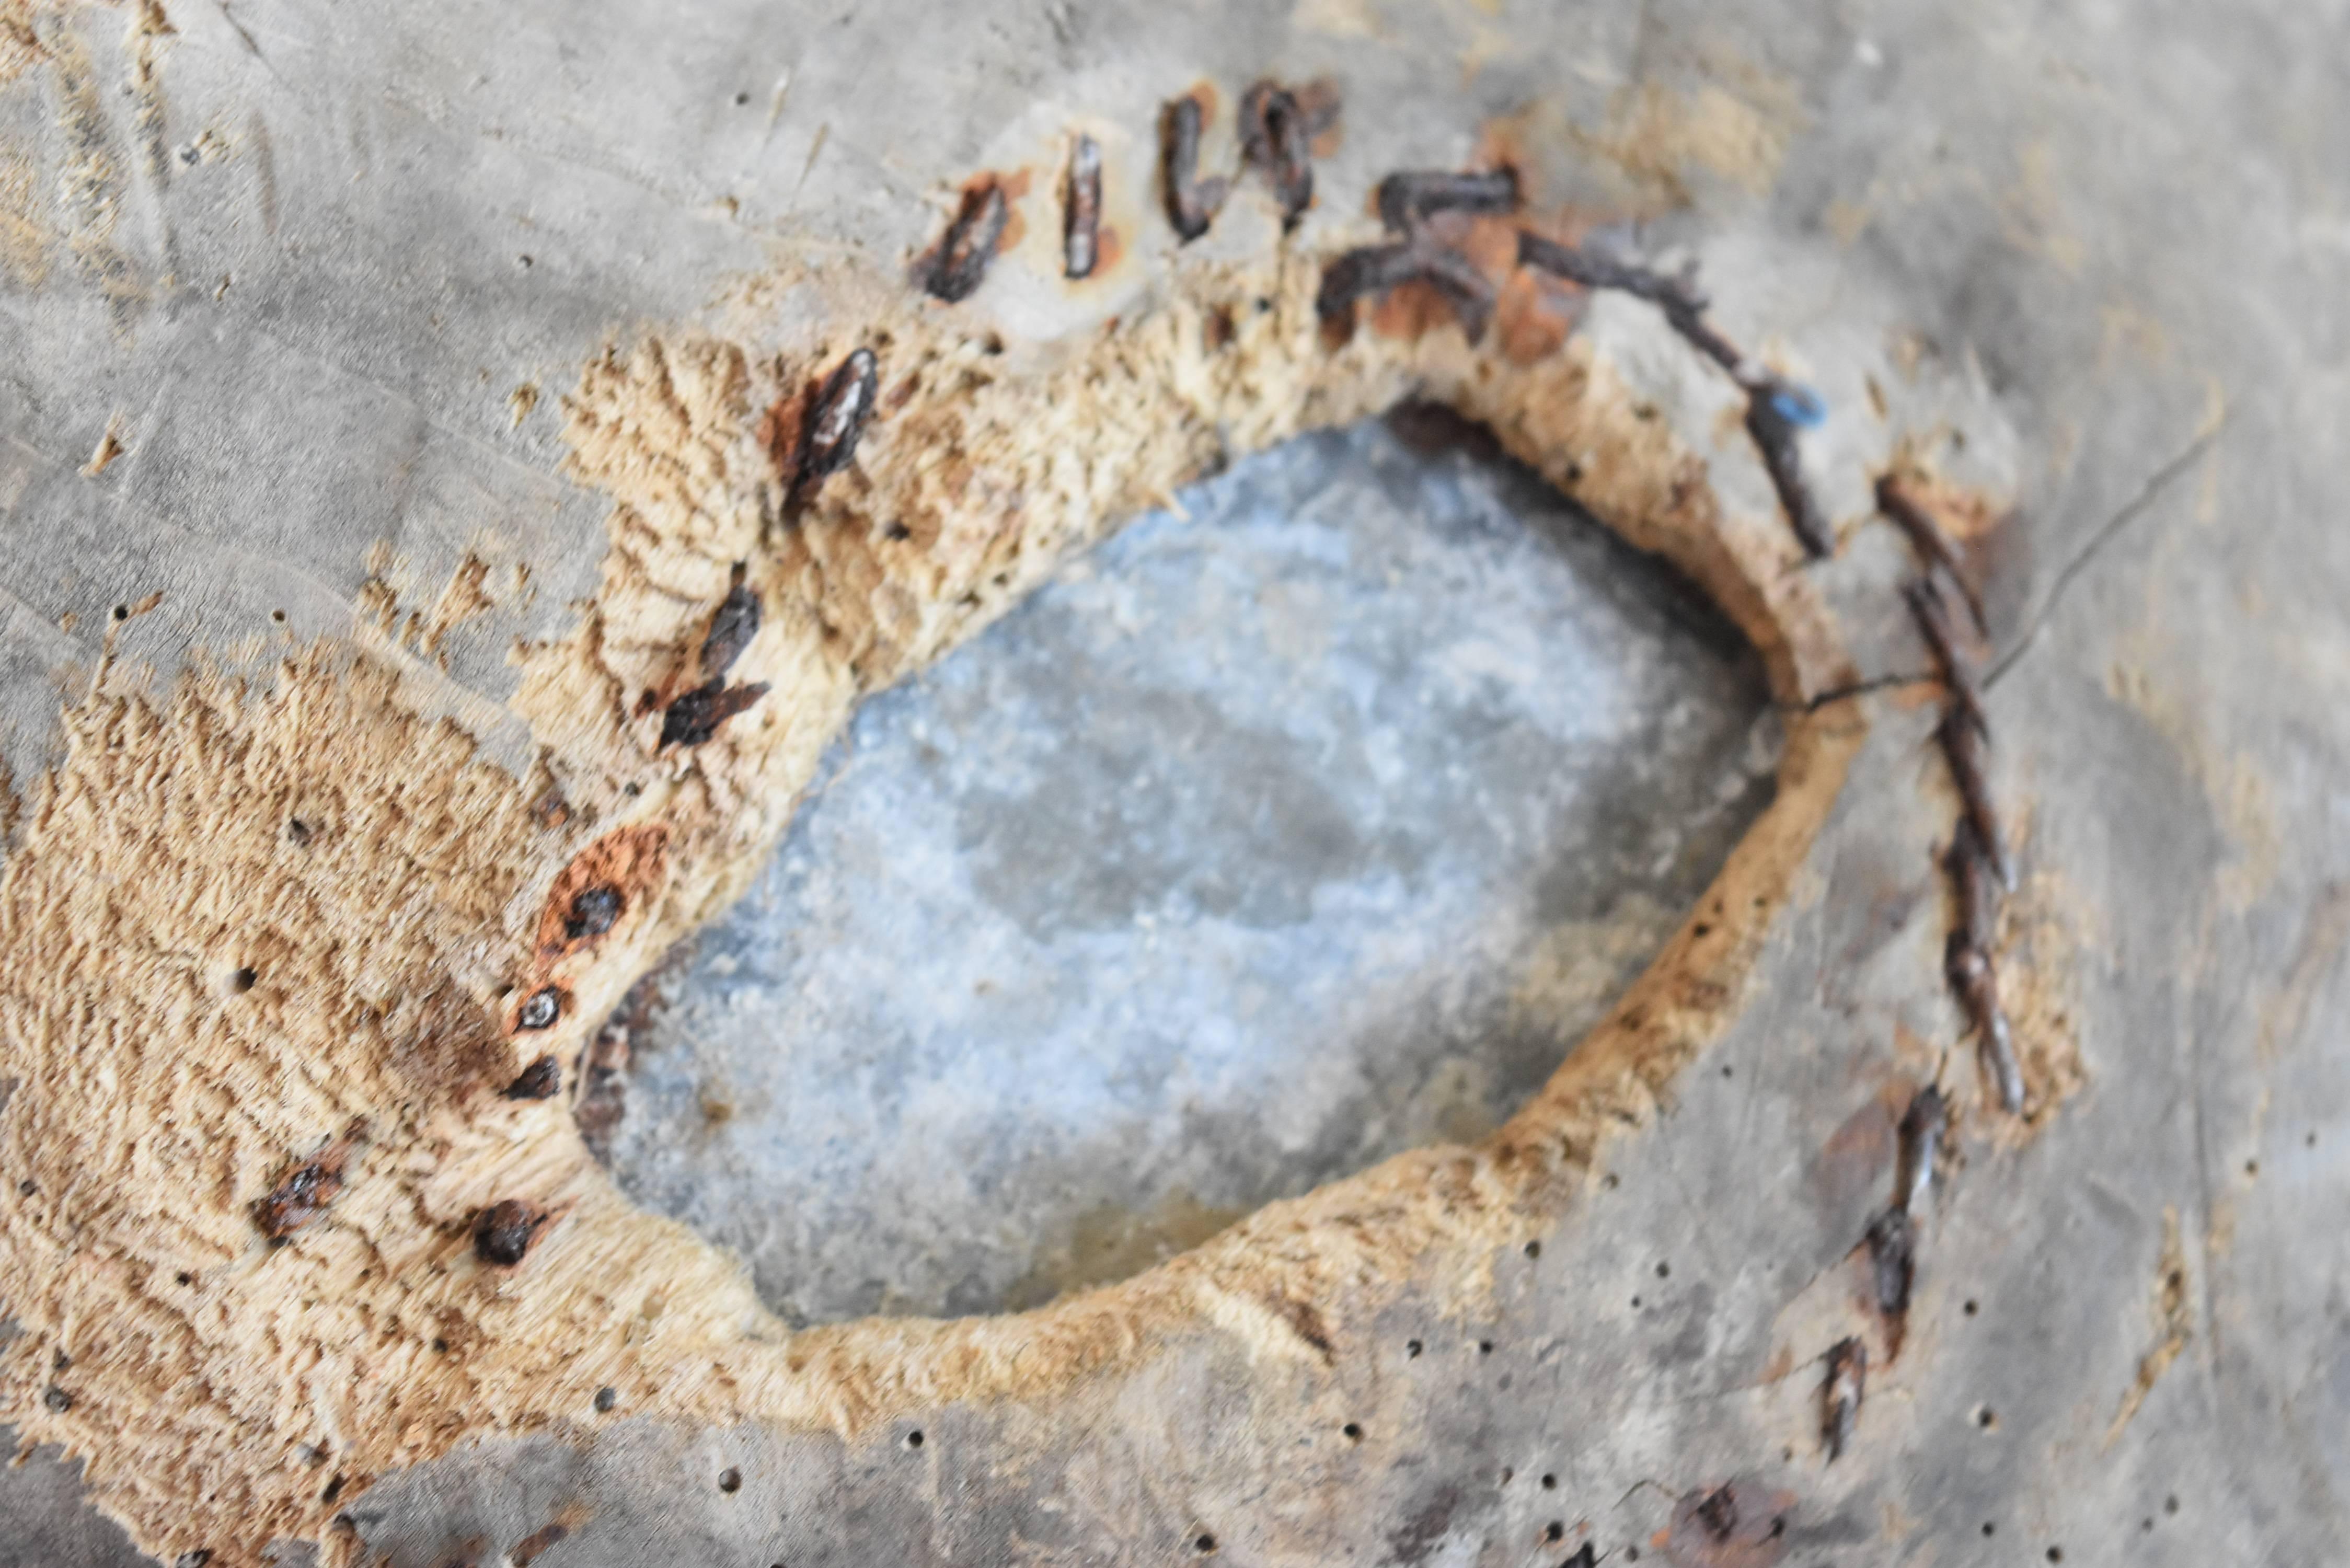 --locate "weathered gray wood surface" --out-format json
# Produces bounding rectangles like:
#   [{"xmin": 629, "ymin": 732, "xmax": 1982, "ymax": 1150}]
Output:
[{"xmin": 2, "ymin": 0, "xmax": 2346, "ymax": 1562}]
